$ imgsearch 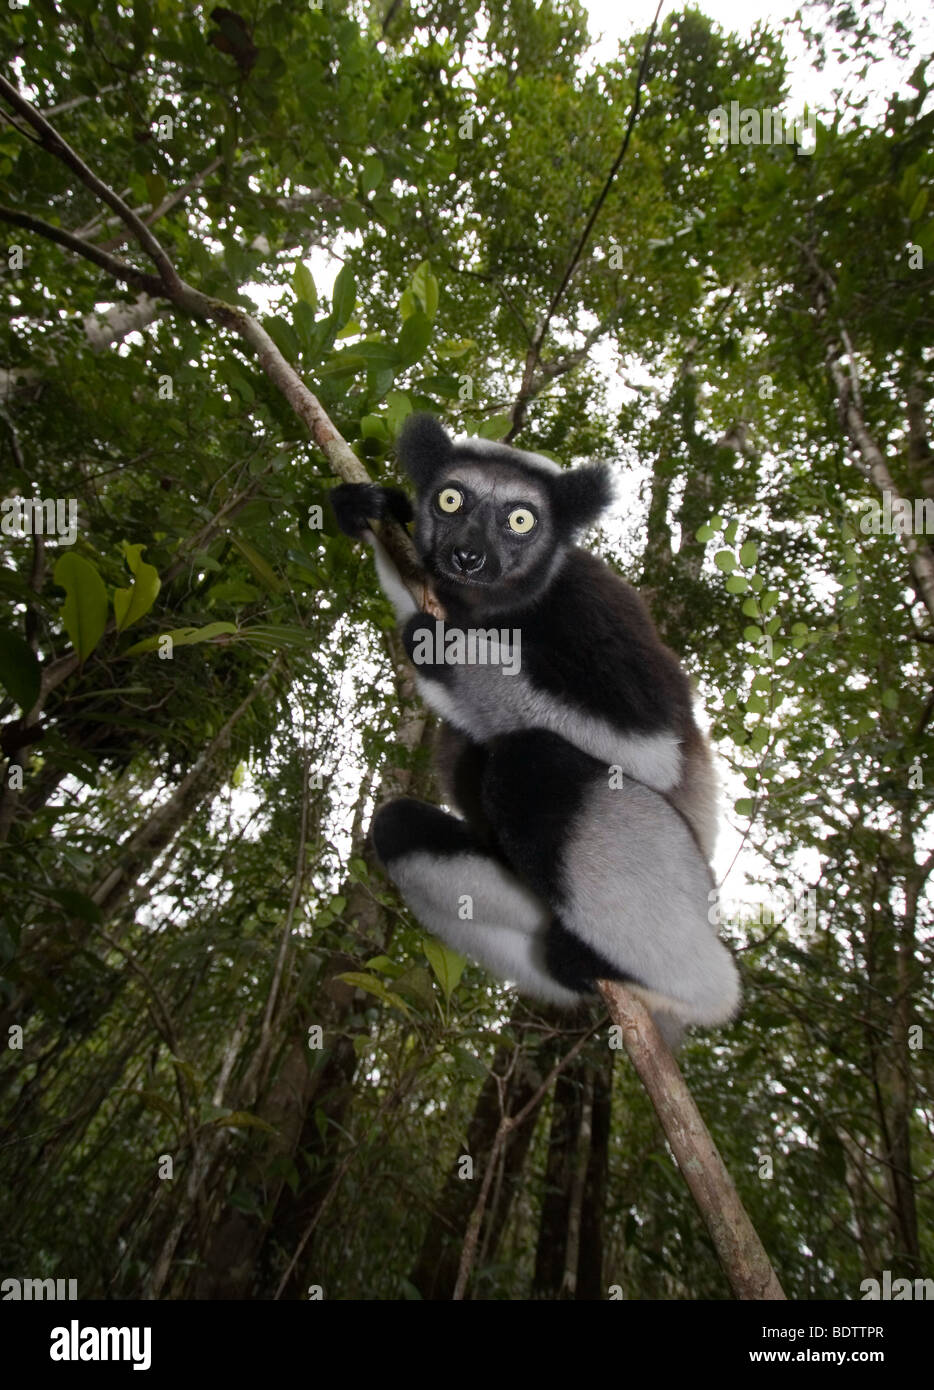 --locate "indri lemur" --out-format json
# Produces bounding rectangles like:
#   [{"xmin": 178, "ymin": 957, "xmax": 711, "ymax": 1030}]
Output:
[{"xmin": 332, "ymin": 415, "xmax": 739, "ymax": 1040}]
